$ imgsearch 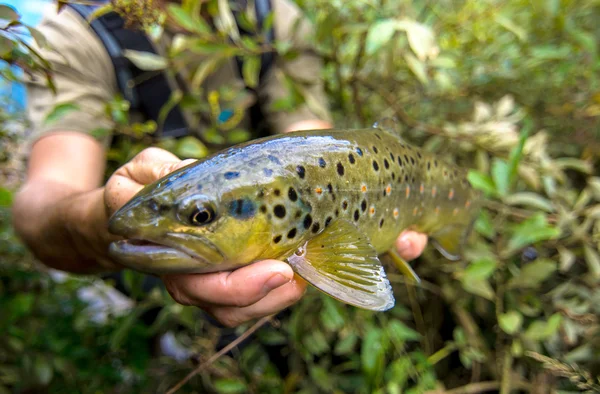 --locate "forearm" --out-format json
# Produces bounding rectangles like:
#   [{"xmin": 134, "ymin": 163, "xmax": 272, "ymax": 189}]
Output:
[{"xmin": 12, "ymin": 181, "xmax": 120, "ymax": 274}]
